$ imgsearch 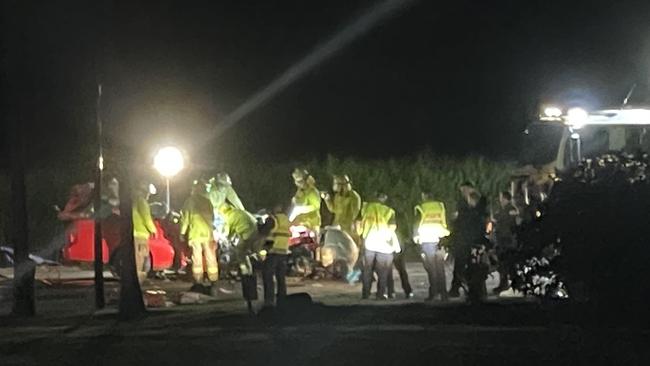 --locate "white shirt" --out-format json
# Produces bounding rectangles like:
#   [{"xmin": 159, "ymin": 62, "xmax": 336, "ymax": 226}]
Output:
[{"xmin": 364, "ymin": 228, "xmax": 401, "ymax": 254}]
